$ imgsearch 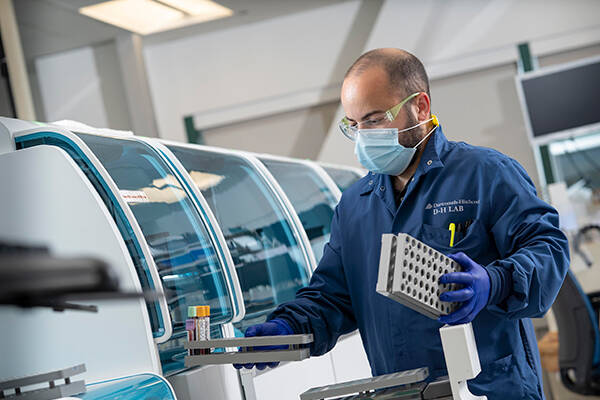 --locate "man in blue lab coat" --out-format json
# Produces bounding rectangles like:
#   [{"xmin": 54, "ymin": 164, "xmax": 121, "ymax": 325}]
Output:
[{"xmin": 235, "ymin": 49, "xmax": 569, "ymax": 399}]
